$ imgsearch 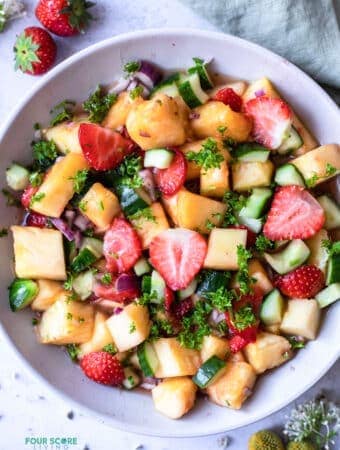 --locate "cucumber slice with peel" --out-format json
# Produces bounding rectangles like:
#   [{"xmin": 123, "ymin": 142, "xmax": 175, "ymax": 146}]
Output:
[
  {"xmin": 178, "ymin": 72, "xmax": 209, "ymax": 108},
  {"xmin": 315, "ymin": 283, "xmax": 340, "ymax": 308},
  {"xmin": 260, "ymin": 289, "xmax": 285, "ymax": 325},
  {"xmin": 238, "ymin": 215, "xmax": 263, "ymax": 233},
  {"xmin": 134, "ymin": 257, "xmax": 151, "ymax": 276},
  {"xmin": 6, "ymin": 163, "xmax": 30, "ymax": 191},
  {"xmin": 8, "ymin": 278, "xmax": 39, "ymax": 311},
  {"xmin": 277, "ymin": 126, "xmax": 303, "ymax": 154},
  {"xmin": 317, "ymin": 196, "xmax": 340, "ymax": 230},
  {"xmin": 151, "ymin": 73, "xmax": 180, "ymax": 98},
  {"xmin": 137, "ymin": 342, "xmax": 159, "ymax": 377},
  {"xmin": 239, "ymin": 188, "xmax": 272, "ymax": 219},
  {"xmin": 151, "ymin": 270, "xmax": 166, "ymax": 303},
  {"xmin": 233, "ymin": 143, "xmax": 270, "ymax": 162},
  {"xmin": 115, "ymin": 184, "xmax": 151, "ymax": 216},
  {"xmin": 192, "ymin": 355, "xmax": 226, "ymax": 388},
  {"xmin": 71, "ymin": 248, "xmax": 97, "ymax": 273},
  {"xmin": 144, "ymin": 149, "xmax": 174, "ymax": 169},
  {"xmin": 81, "ymin": 237, "xmax": 103, "ymax": 259},
  {"xmin": 196, "ymin": 270, "xmax": 229, "ymax": 298},
  {"xmin": 264, "ymin": 239, "xmax": 310, "ymax": 274},
  {"xmin": 326, "ymin": 253, "xmax": 340, "ymax": 285},
  {"xmin": 188, "ymin": 59, "xmax": 213, "ymax": 90},
  {"xmin": 178, "ymin": 278, "xmax": 198, "ymax": 300},
  {"xmin": 72, "ymin": 270, "xmax": 95, "ymax": 300},
  {"xmin": 274, "ymin": 164, "xmax": 305, "ymax": 187}
]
